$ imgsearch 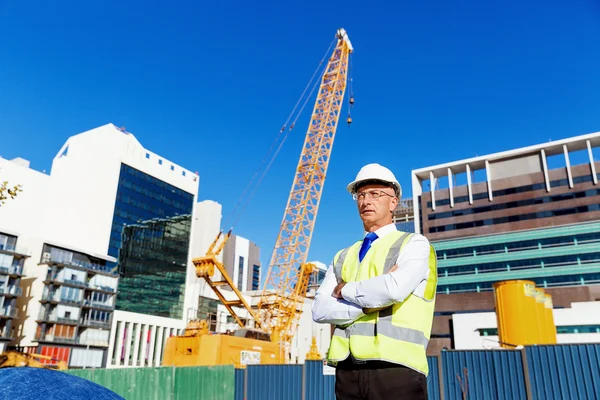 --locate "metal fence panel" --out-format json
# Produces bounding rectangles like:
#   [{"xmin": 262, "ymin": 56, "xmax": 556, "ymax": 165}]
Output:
[
  {"xmin": 68, "ymin": 367, "xmax": 174, "ymax": 400},
  {"xmin": 235, "ymin": 368, "xmax": 245, "ymax": 400},
  {"xmin": 427, "ymin": 356, "xmax": 441, "ymax": 400},
  {"xmin": 442, "ymin": 350, "xmax": 527, "ymax": 400},
  {"xmin": 174, "ymin": 365, "xmax": 234, "ymax": 400},
  {"xmin": 526, "ymin": 344, "xmax": 600, "ymax": 400},
  {"xmin": 304, "ymin": 361, "xmax": 335, "ymax": 400},
  {"xmin": 246, "ymin": 364, "xmax": 303, "ymax": 400}
]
